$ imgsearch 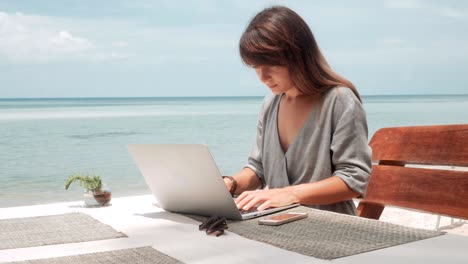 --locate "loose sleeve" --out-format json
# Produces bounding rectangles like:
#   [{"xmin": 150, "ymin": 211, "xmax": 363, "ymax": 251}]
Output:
[
  {"xmin": 244, "ymin": 97, "xmax": 270, "ymax": 186},
  {"xmin": 330, "ymin": 89, "xmax": 372, "ymax": 197}
]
